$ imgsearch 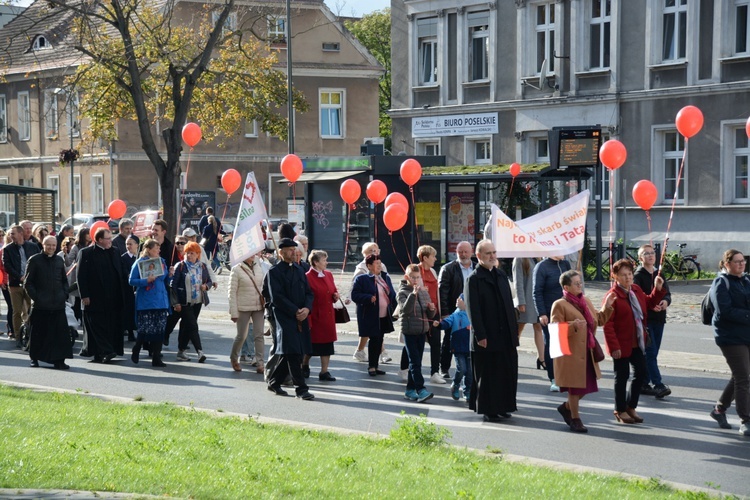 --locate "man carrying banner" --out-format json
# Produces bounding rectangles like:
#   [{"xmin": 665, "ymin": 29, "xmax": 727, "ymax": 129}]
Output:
[{"xmin": 465, "ymin": 239, "xmax": 518, "ymax": 423}]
